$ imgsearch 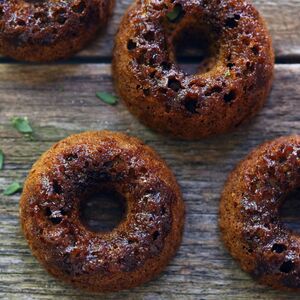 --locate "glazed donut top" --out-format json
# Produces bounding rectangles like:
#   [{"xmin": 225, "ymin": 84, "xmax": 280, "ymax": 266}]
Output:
[
  {"xmin": 21, "ymin": 131, "xmax": 180, "ymax": 276},
  {"xmin": 0, "ymin": 0, "xmax": 101, "ymax": 46},
  {"xmin": 120, "ymin": 0, "xmax": 273, "ymax": 122},
  {"xmin": 231, "ymin": 136, "xmax": 300, "ymax": 287}
]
